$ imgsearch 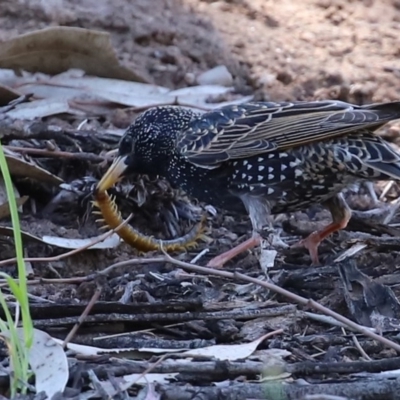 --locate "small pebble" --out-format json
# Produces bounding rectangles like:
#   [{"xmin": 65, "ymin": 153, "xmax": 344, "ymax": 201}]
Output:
[{"xmin": 197, "ymin": 65, "xmax": 233, "ymax": 87}]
